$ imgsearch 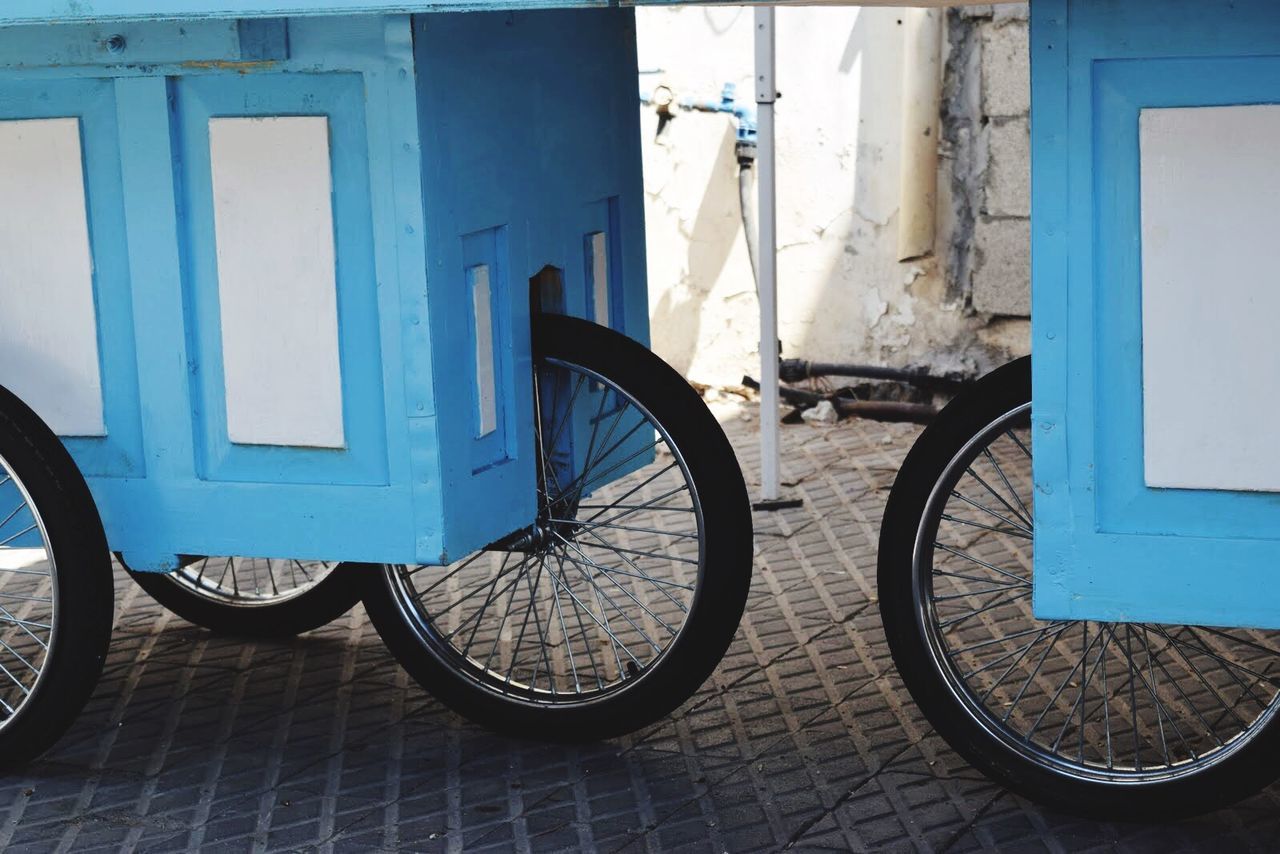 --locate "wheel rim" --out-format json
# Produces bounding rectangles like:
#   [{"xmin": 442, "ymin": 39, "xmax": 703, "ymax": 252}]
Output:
[
  {"xmin": 386, "ymin": 354, "xmax": 705, "ymax": 706},
  {"xmin": 914, "ymin": 402, "xmax": 1280, "ymax": 783},
  {"xmin": 167, "ymin": 557, "xmax": 339, "ymax": 607},
  {"xmin": 0, "ymin": 452, "xmax": 57, "ymax": 730}
]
